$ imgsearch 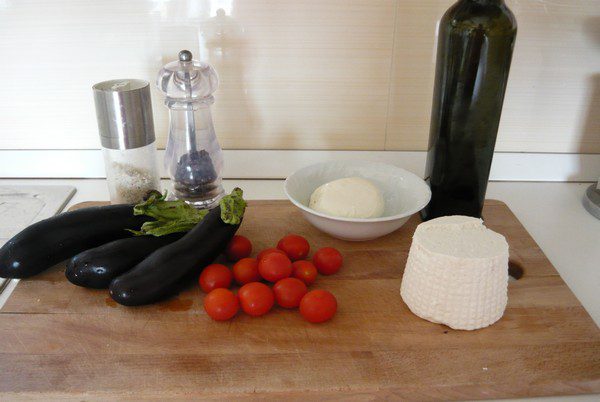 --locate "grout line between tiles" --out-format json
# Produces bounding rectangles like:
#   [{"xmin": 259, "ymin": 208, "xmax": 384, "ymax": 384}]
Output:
[{"xmin": 383, "ymin": 0, "xmax": 400, "ymax": 151}]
